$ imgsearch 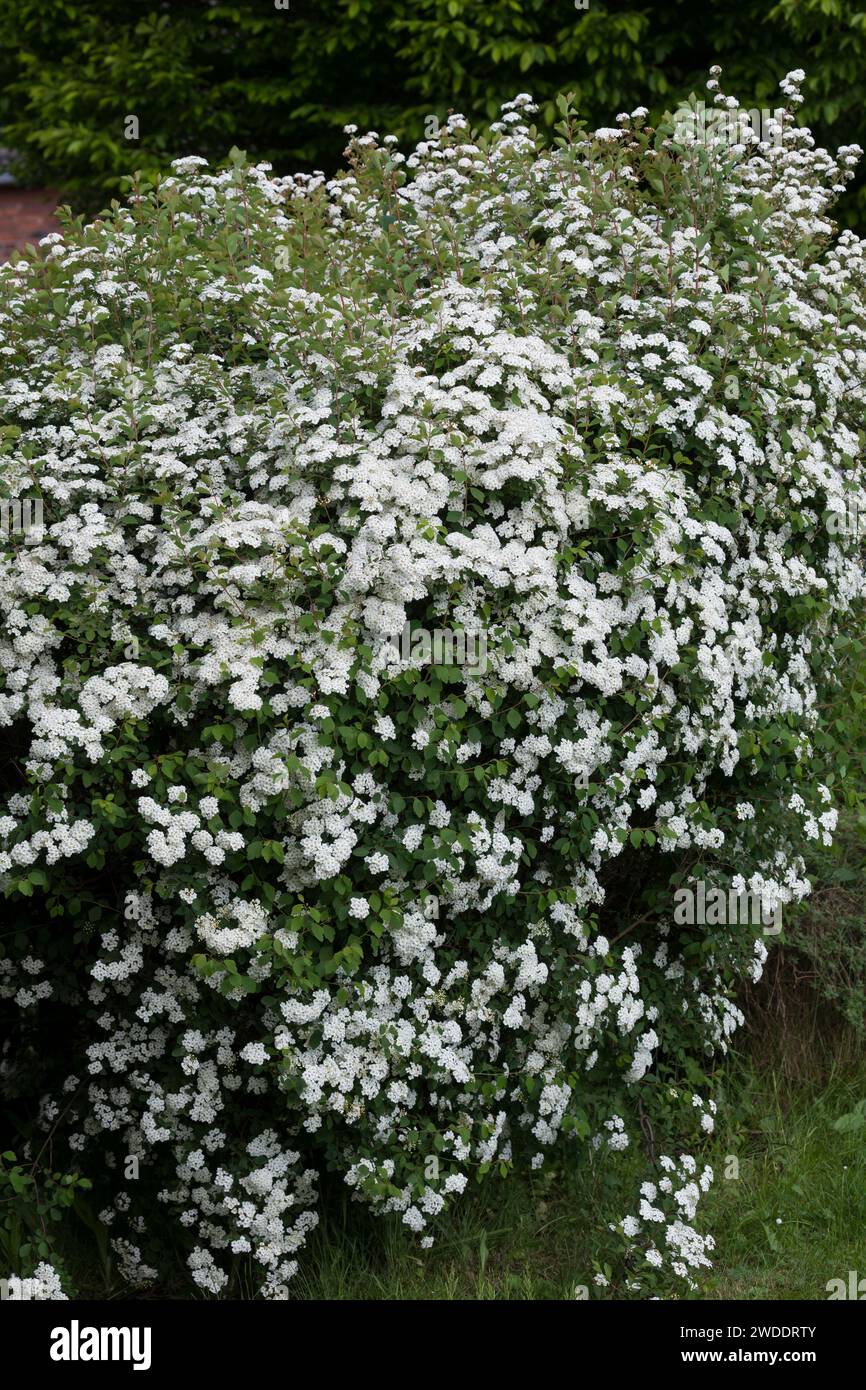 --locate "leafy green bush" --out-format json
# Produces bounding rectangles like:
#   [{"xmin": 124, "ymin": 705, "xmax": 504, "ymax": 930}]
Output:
[
  {"xmin": 750, "ymin": 629, "xmax": 866, "ymax": 1050},
  {"xmin": 0, "ymin": 1150, "xmax": 87, "ymax": 1296},
  {"xmin": 2, "ymin": 0, "xmax": 866, "ymax": 227},
  {"xmin": 1, "ymin": 72, "xmax": 865, "ymax": 1299}
]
